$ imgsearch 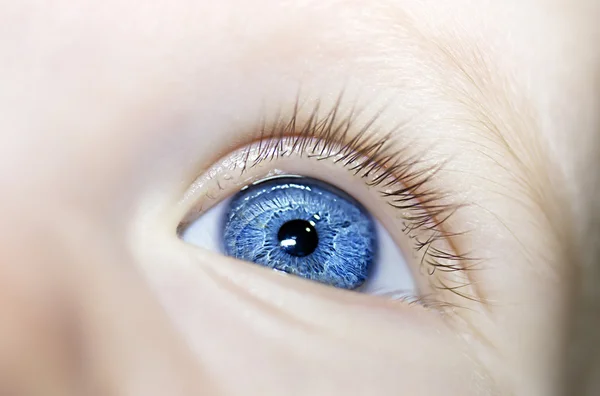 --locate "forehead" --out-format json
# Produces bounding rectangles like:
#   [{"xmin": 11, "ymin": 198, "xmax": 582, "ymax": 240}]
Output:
[{"xmin": 0, "ymin": 0, "xmax": 597, "ymax": 226}]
